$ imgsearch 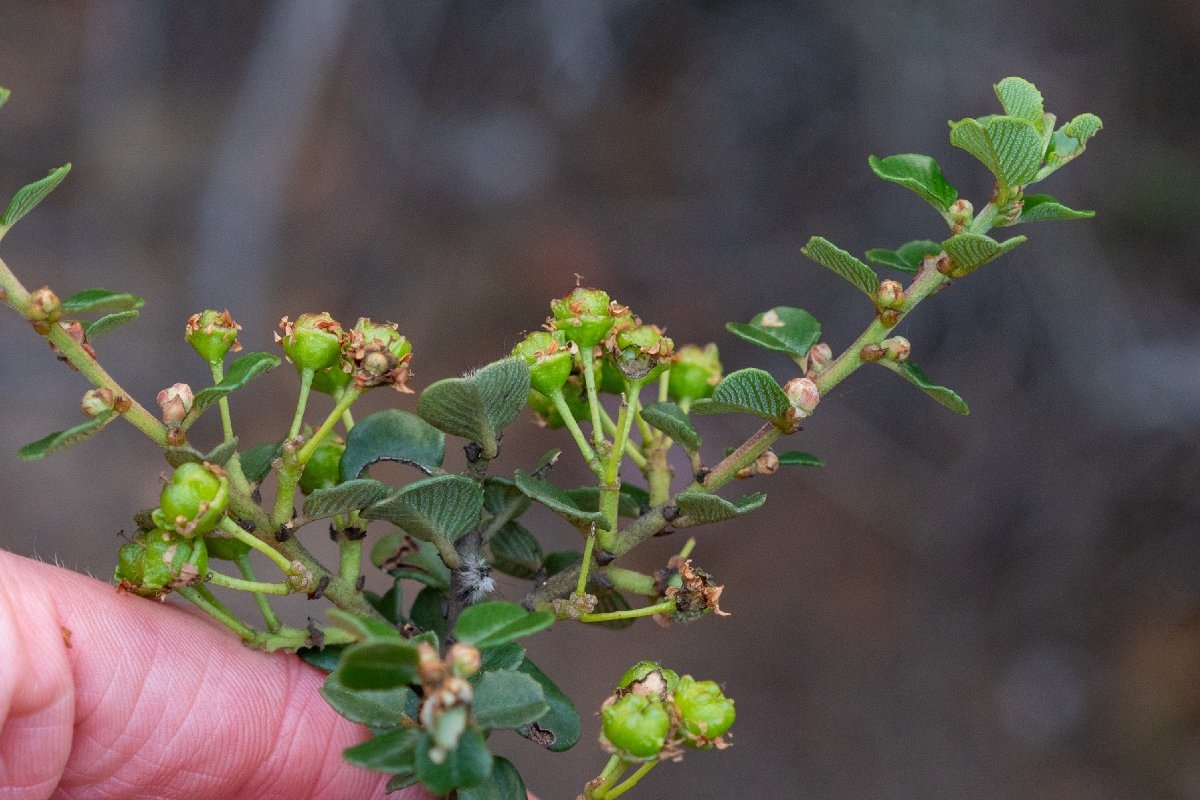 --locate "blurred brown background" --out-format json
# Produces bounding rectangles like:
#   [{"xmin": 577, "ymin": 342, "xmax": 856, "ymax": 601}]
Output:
[{"xmin": 1, "ymin": 1, "xmax": 1198, "ymax": 798}]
